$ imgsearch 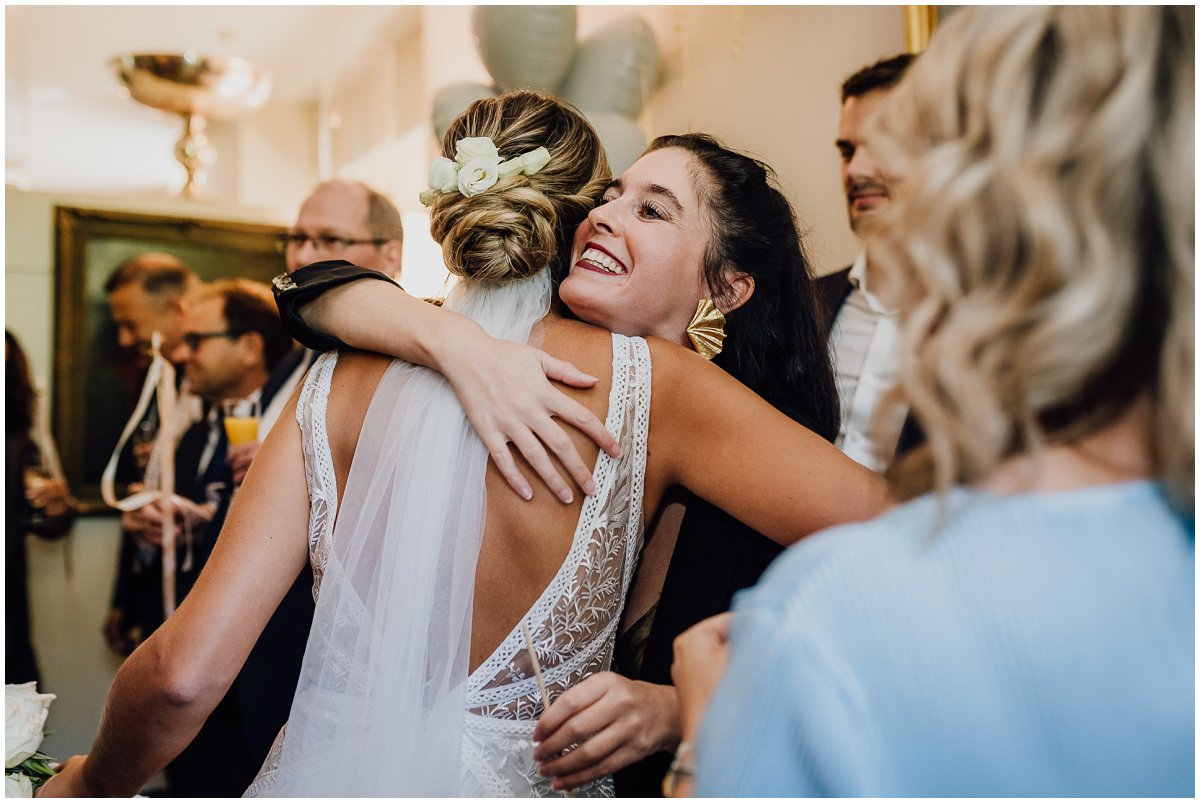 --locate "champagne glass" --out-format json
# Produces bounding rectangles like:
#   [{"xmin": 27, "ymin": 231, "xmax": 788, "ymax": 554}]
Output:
[
  {"xmin": 221, "ymin": 397, "xmax": 260, "ymax": 446},
  {"xmin": 131, "ymin": 412, "xmax": 159, "ymax": 471}
]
